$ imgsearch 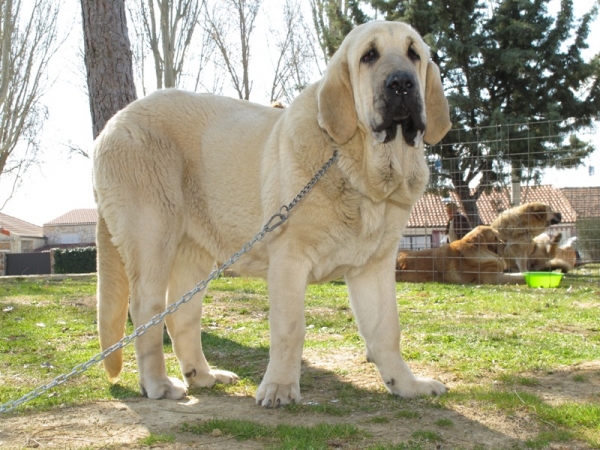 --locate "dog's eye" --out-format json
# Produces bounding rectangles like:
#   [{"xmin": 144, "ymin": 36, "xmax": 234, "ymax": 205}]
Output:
[
  {"xmin": 408, "ymin": 46, "xmax": 420, "ymax": 62},
  {"xmin": 361, "ymin": 48, "xmax": 379, "ymax": 64}
]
